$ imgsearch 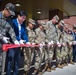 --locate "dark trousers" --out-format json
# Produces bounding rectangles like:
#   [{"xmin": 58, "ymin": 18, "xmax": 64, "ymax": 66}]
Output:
[
  {"xmin": 73, "ymin": 46, "xmax": 76, "ymax": 62},
  {"xmin": 6, "ymin": 47, "xmax": 20, "ymax": 75}
]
